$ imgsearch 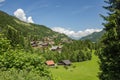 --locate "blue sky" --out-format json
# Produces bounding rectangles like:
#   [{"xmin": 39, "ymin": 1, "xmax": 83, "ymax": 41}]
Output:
[{"xmin": 0, "ymin": 0, "xmax": 106, "ymax": 39}]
